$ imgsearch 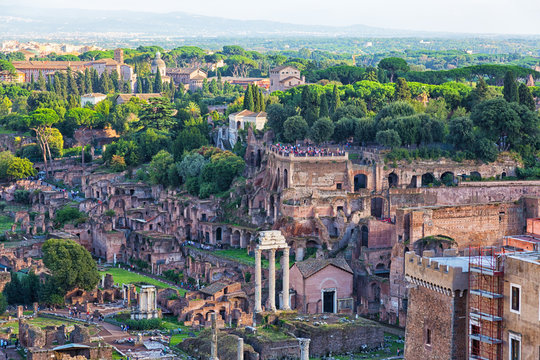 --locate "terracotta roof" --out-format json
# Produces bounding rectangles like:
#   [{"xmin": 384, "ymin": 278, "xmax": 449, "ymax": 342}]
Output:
[
  {"xmin": 199, "ymin": 282, "xmax": 227, "ymax": 295},
  {"xmin": 81, "ymin": 93, "xmax": 106, "ymax": 97},
  {"xmin": 12, "ymin": 61, "xmax": 88, "ymax": 70},
  {"xmin": 230, "ymin": 110, "xmax": 267, "ymax": 118},
  {"xmin": 294, "ymin": 258, "xmax": 353, "ymax": 278},
  {"xmin": 91, "ymin": 58, "xmax": 119, "ymax": 66},
  {"xmin": 116, "ymin": 93, "xmax": 163, "ymax": 102},
  {"xmin": 167, "ymin": 67, "xmax": 205, "ymax": 75}
]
